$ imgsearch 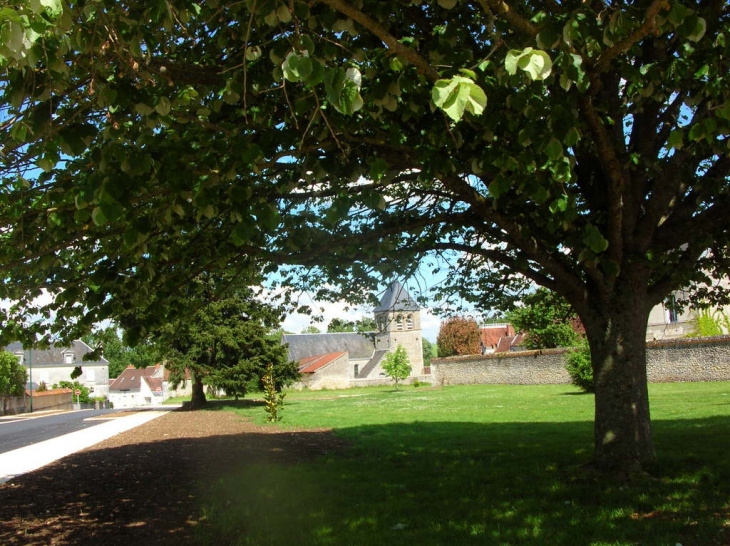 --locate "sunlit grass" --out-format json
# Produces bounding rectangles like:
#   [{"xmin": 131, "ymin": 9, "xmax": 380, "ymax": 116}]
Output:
[{"xmin": 196, "ymin": 382, "xmax": 730, "ymax": 545}]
